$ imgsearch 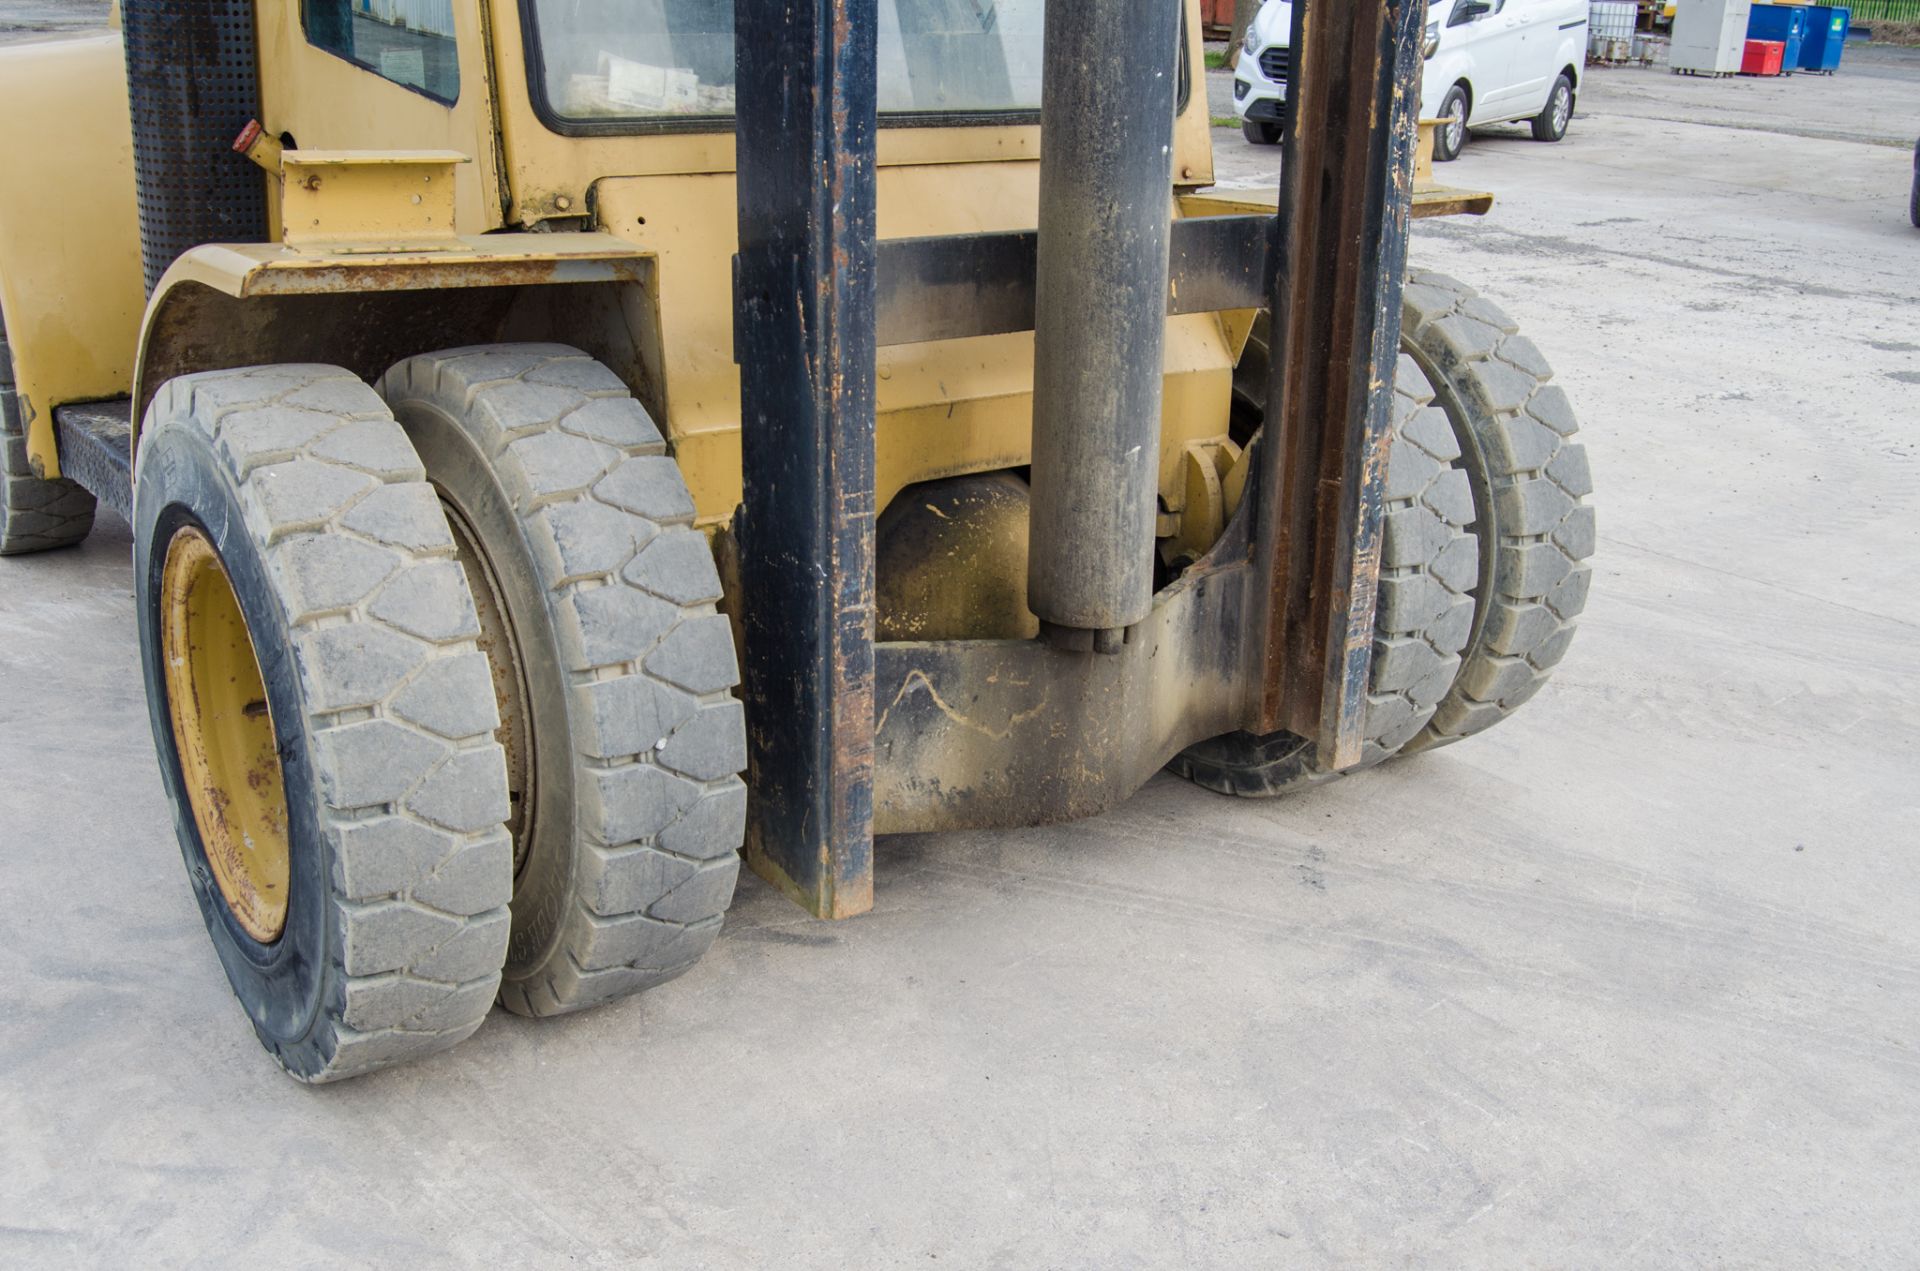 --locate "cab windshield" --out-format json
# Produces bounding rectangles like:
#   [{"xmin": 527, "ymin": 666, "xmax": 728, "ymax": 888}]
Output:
[{"xmin": 524, "ymin": 0, "xmax": 1047, "ymax": 126}]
